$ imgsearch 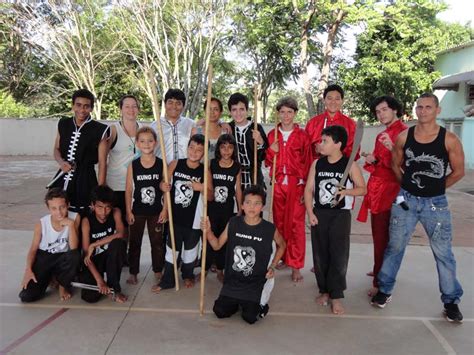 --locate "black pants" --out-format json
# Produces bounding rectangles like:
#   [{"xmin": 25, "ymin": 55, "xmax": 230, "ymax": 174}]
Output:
[
  {"xmin": 206, "ymin": 212, "xmax": 233, "ymax": 271},
  {"xmin": 159, "ymin": 225, "xmax": 201, "ymax": 289},
  {"xmin": 128, "ymin": 214, "xmax": 164, "ymax": 275},
  {"xmin": 80, "ymin": 239, "xmax": 126, "ymax": 303},
  {"xmin": 213, "ymin": 295, "xmax": 266, "ymax": 324},
  {"xmin": 19, "ymin": 249, "xmax": 80, "ymax": 303},
  {"xmin": 311, "ymin": 209, "xmax": 351, "ymax": 299}
]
